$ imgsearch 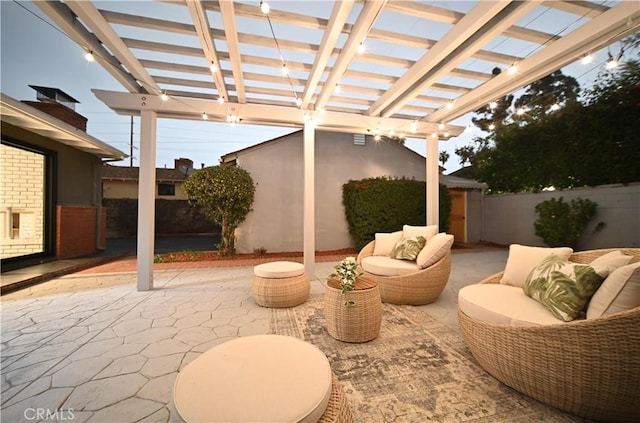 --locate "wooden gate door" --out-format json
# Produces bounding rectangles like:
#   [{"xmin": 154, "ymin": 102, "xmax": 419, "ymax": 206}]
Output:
[{"xmin": 449, "ymin": 189, "xmax": 466, "ymax": 243}]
